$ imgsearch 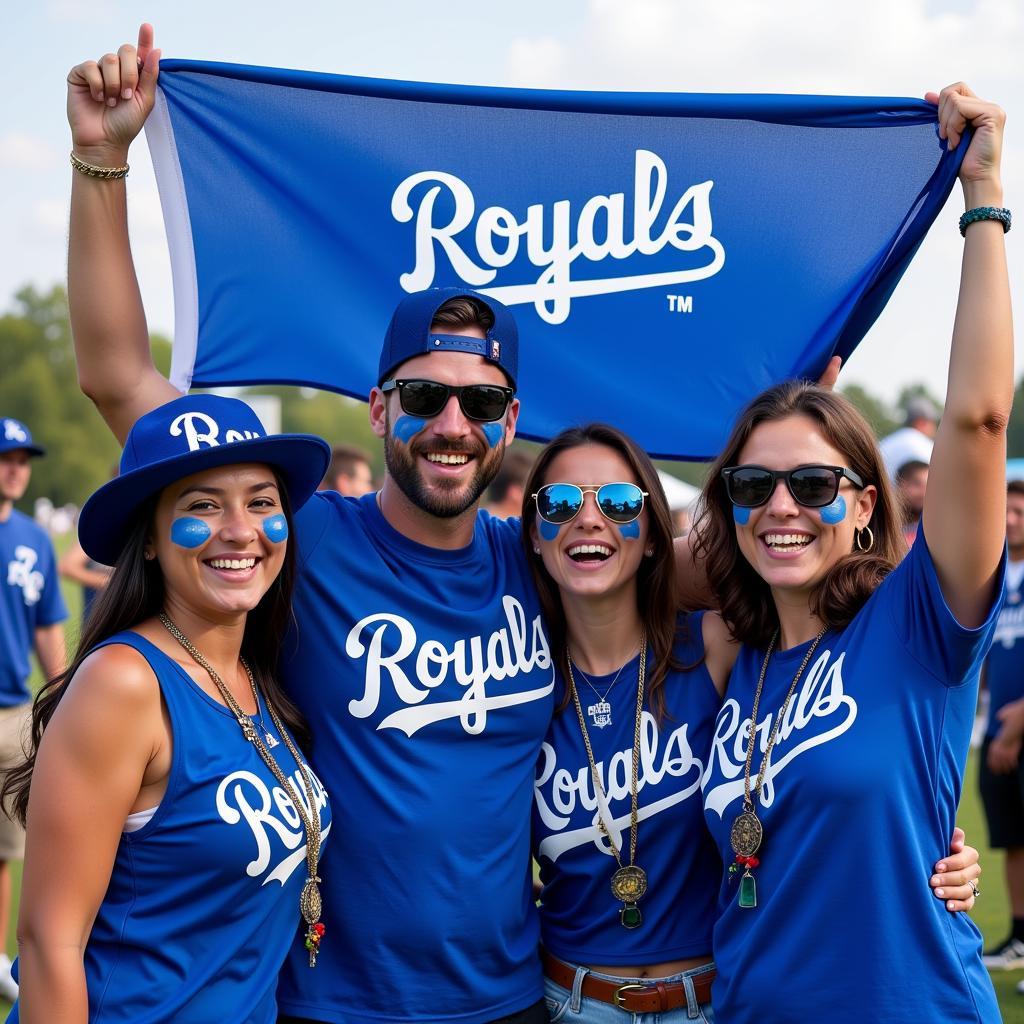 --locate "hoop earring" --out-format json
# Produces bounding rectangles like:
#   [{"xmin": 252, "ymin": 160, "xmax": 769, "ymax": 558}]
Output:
[{"xmin": 855, "ymin": 525, "xmax": 874, "ymax": 552}]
